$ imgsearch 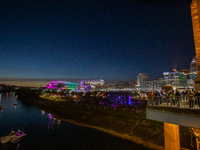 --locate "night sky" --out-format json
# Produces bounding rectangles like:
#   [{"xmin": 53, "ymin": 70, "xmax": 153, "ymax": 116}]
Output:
[{"xmin": 0, "ymin": 0, "xmax": 195, "ymax": 86}]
